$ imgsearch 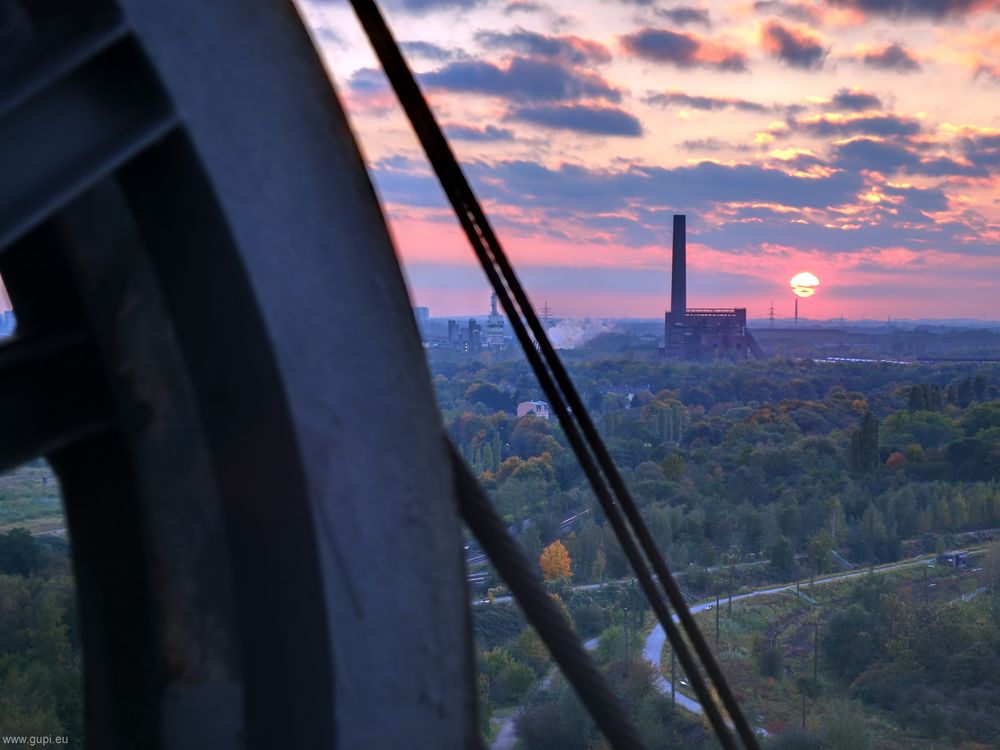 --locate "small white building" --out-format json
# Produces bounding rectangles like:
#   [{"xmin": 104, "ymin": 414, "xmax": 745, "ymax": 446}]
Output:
[{"xmin": 516, "ymin": 401, "xmax": 550, "ymax": 420}]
